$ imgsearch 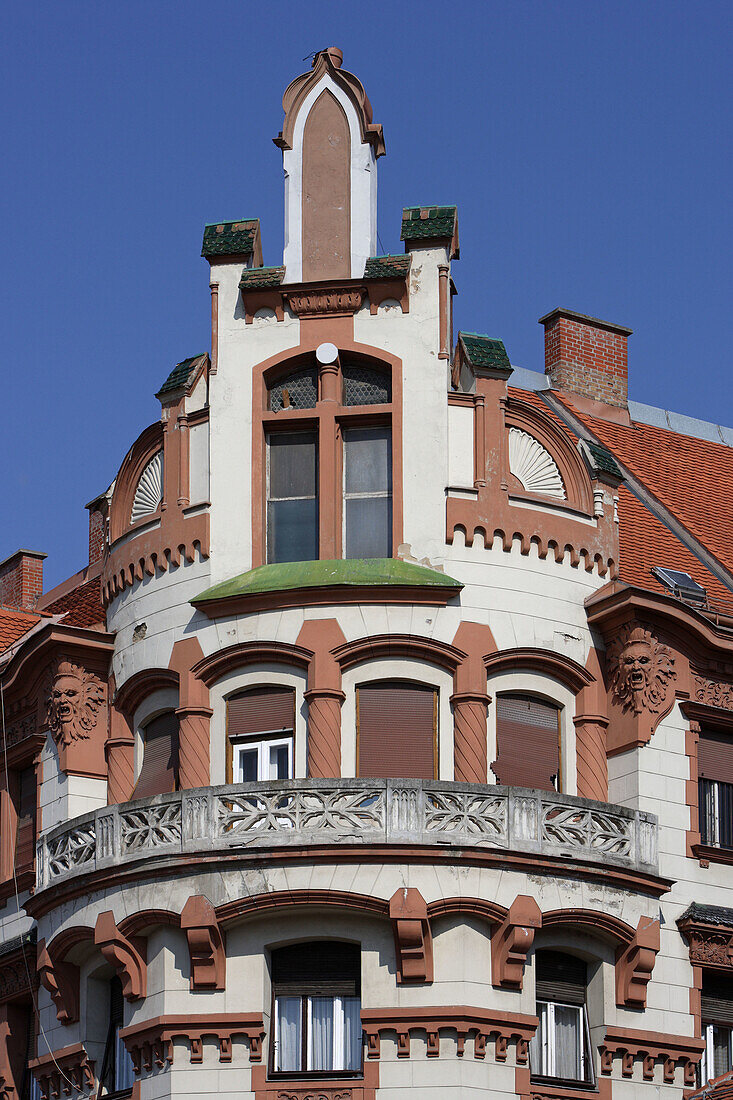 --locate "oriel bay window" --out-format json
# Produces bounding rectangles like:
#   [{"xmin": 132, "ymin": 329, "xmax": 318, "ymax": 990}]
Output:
[
  {"xmin": 698, "ymin": 727, "xmax": 733, "ymax": 849},
  {"xmin": 227, "ymin": 687, "xmax": 295, "ymax": 782},
  {"xmin": 271, "ymin": 942, "xmax": 362, "ymax": 1076},
  {"xmin": 262, "ymin": 356, "xmax": 396, "ymax": 565},
  {"xmin": 701, "ymin": 972, "xmax": 733, "ymax": 1083},
  {"xmin": 530, "ymin": 950, "xmax": 594, "ymax": 1087}
]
